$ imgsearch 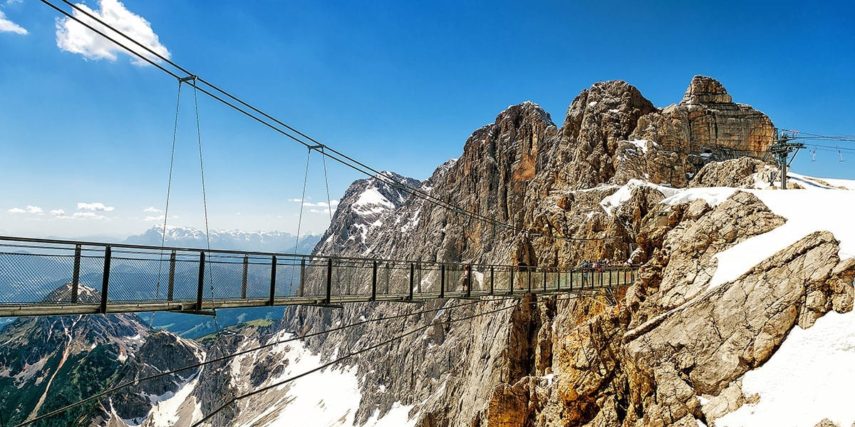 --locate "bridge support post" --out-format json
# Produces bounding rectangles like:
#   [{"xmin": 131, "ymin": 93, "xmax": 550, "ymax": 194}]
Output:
[
  {"xmin": 371, "ymin": 260, "xmax": 377, "ymax": 301},
  {"xmin": 440, "ymin": 264, "xmax": 445, "ymax": 298},
  {"xmin": 569, "ymin": 269, "xmax": 574, "ymax": 291},
  {"xmin": 168, "ymin": 251, "xmax": 176, "ymax": 302},
  {"xmin": 490, "ymin": 266, "xmax": 494, "ymax": 295},
  {"xmin": 557, "ymin": 268, "xmax": 561, "ymax": 291},
  {"xmin": 325, "ymin": 258, "xmax": 333, "ymax": 304},
  {"xmin": 241, "ymin": 255, "xmax": 248, "ymax": 300},
  {"xmin": 196, "ymin": 251, "xmax": 205, "ymax": 311},
  {"xmin": 409, "ymin": 263, "xmax": 415, "ymax": 301},
  {"xmin": 99, "ymin": 245, "xmax": 111, "ymax": 314},
  {"xmin": 71, "ymin": 244, "xmax": 81, "ymax": 303},
  {"xmin": 268, "ymin": 256, "xmax": 277, "ymax": 305}
]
